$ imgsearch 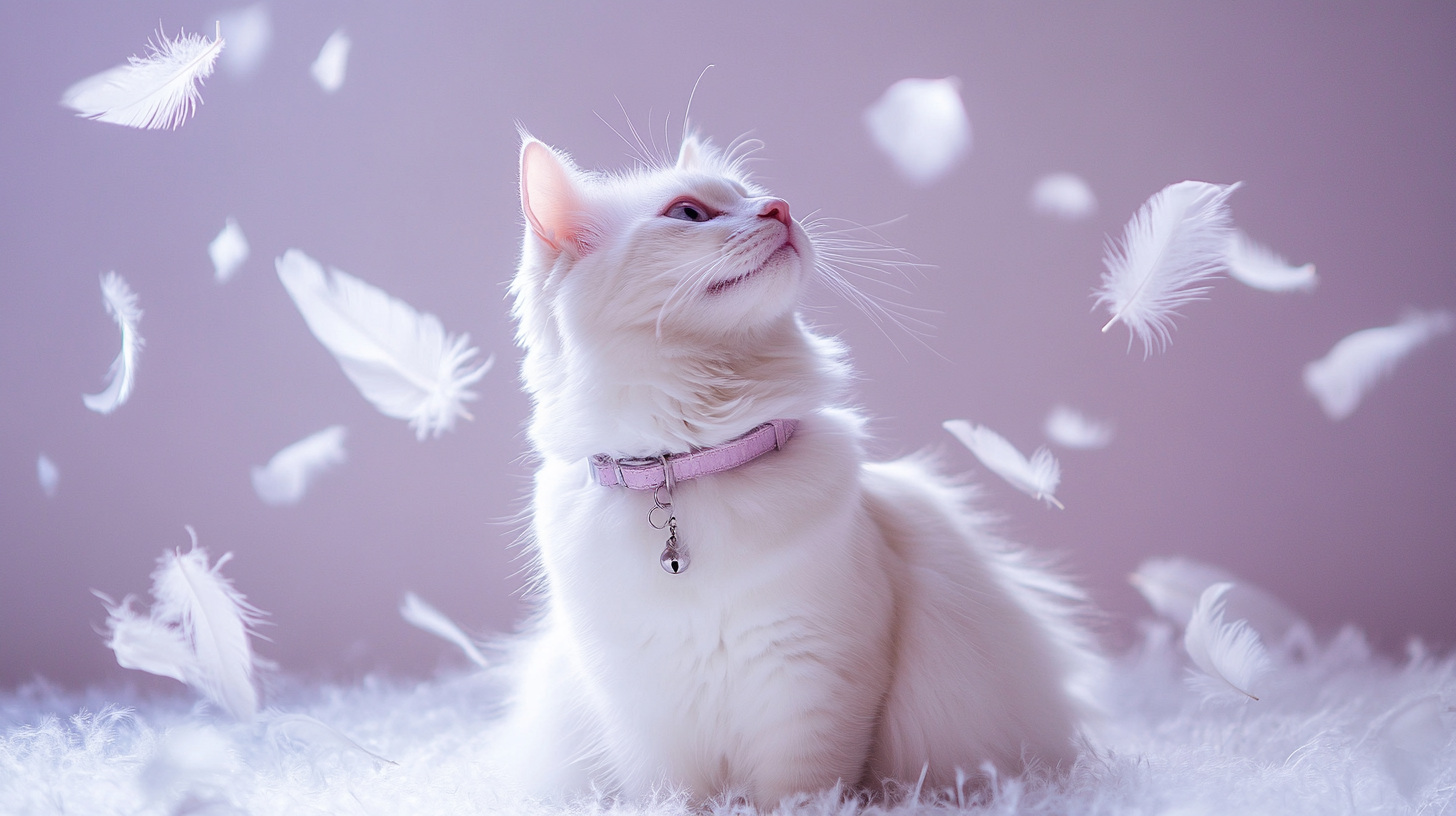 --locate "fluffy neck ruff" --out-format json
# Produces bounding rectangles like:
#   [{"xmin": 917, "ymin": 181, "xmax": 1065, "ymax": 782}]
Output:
[{"xmin": 519, "ymin": 312, "xmax": 850, "ymax": 463}]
